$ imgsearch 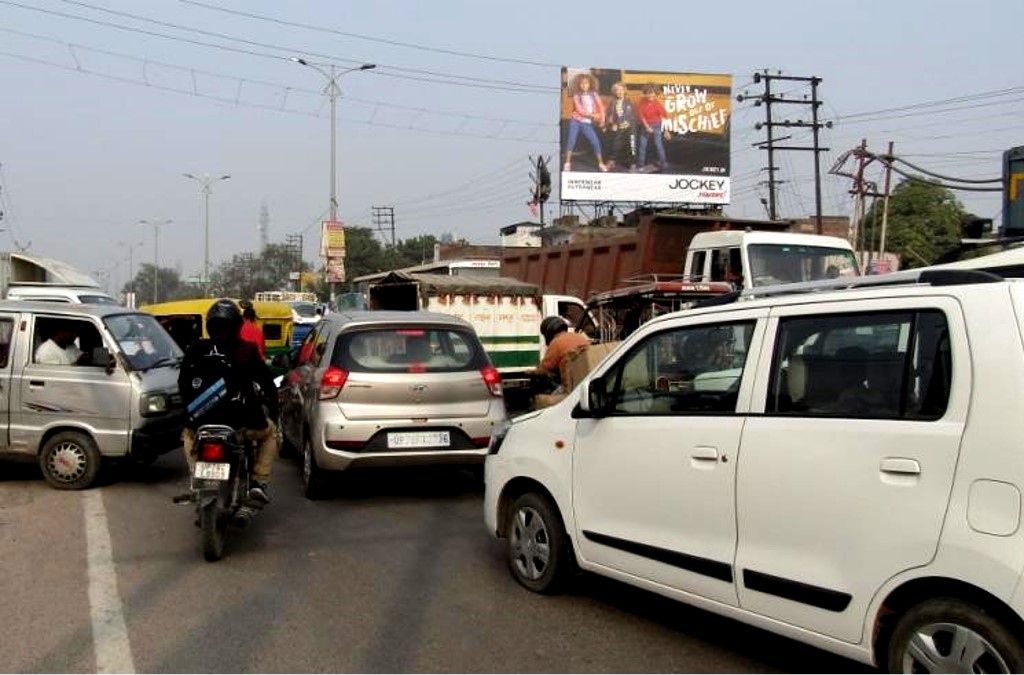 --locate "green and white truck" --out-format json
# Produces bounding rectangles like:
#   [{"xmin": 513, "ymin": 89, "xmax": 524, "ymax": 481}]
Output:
[{"xmin": 365, "ymin": 271, "xmax": 586, "ymax": 396}]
